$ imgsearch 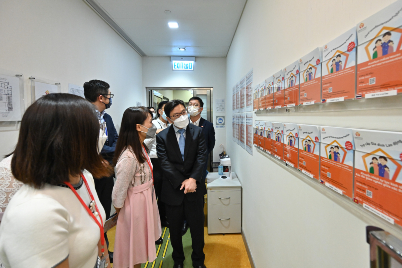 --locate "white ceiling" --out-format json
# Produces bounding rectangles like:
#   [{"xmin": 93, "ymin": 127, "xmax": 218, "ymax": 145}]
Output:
[{"xmin": 94, "ymin": 0, "xmax": 247, "ymax": 57}]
